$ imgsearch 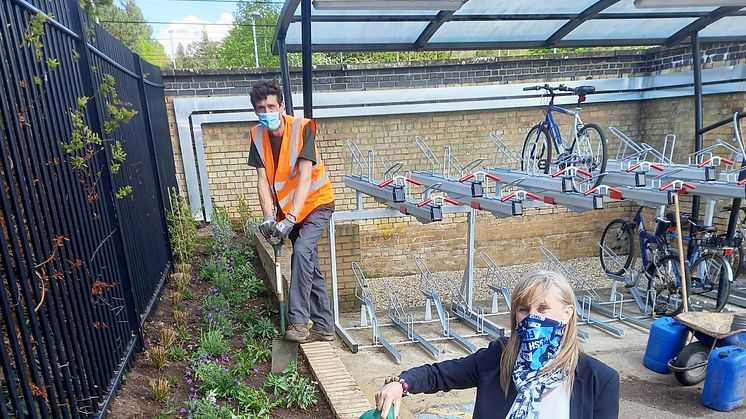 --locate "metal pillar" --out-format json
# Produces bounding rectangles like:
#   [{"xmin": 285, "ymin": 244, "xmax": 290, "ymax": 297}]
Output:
[
  {"xmin": 301, "ymin": 0, "xmax": 313, "ymax": 118},
  {"xmin": 690, "ymin": 32, "xmax": 703, "ymax": 234},
  {"xmin": 277, "ymin": 37, "xmax": 294, "ymax": 116}
]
